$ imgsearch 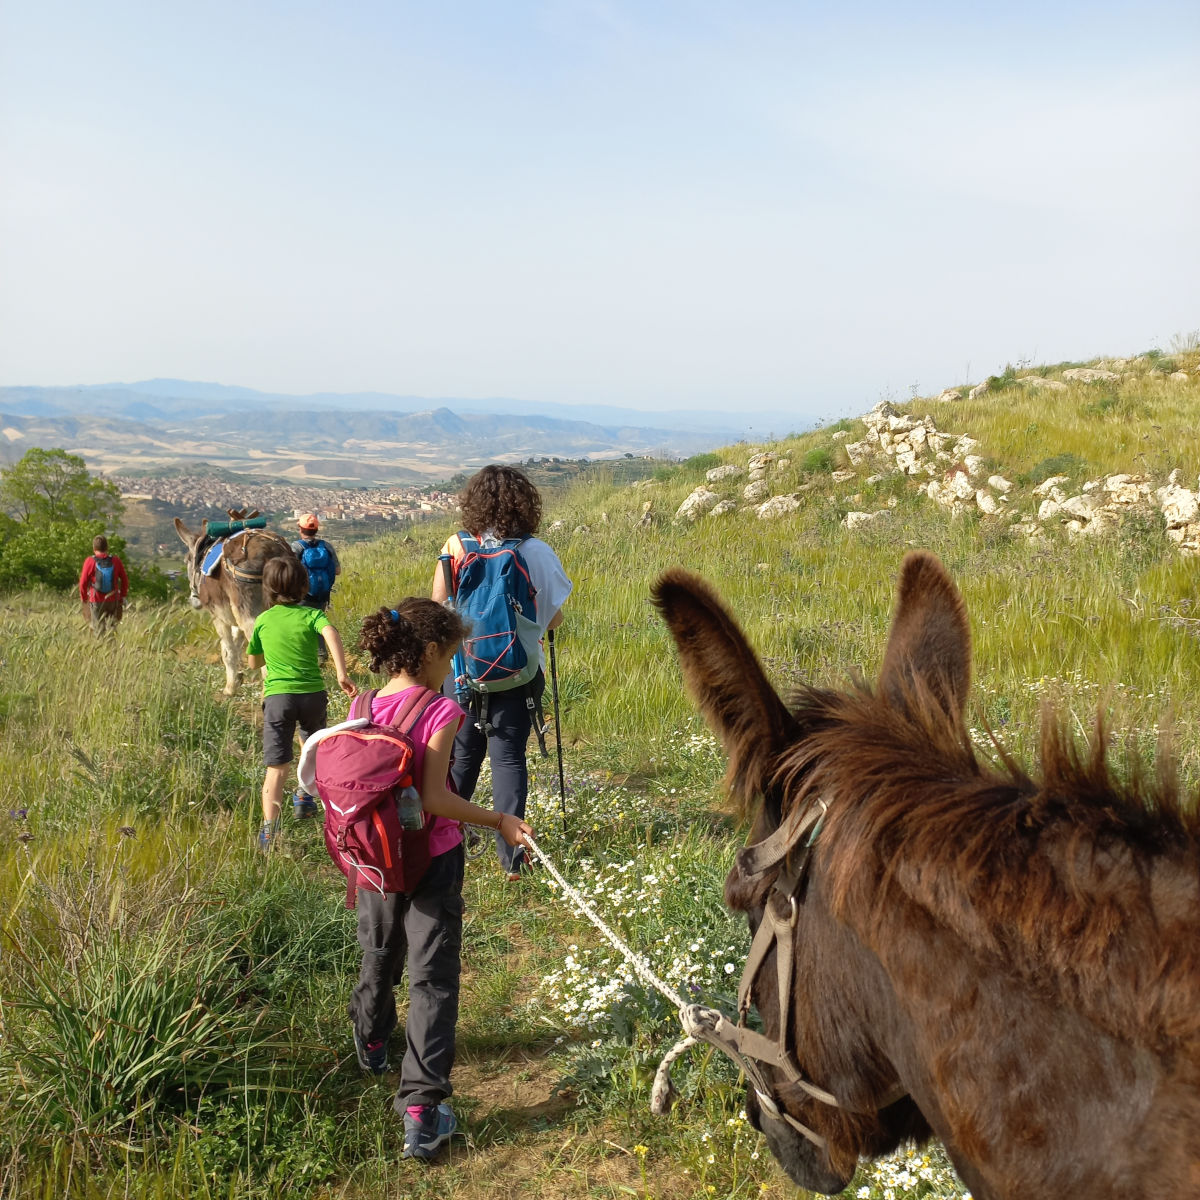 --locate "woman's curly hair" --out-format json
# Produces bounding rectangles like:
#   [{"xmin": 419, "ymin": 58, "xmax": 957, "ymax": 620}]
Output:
[
  {"xmin": 359, "ymin": 598, "xmax": 467, "ymax": 676},
  {"xmin": 457, "ymin": 465, "xmax": 542, "ymax": 539}
]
